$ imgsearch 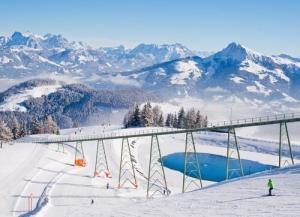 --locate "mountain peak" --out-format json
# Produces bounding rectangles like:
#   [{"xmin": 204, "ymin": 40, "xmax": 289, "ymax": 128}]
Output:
[
  {"xmin": 214, "ymin": 42, "xmax": 262, "ymax": 62},
  {"xmin": 6, "ymin": 31, "xmax": 42, "ymax": 48}
]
